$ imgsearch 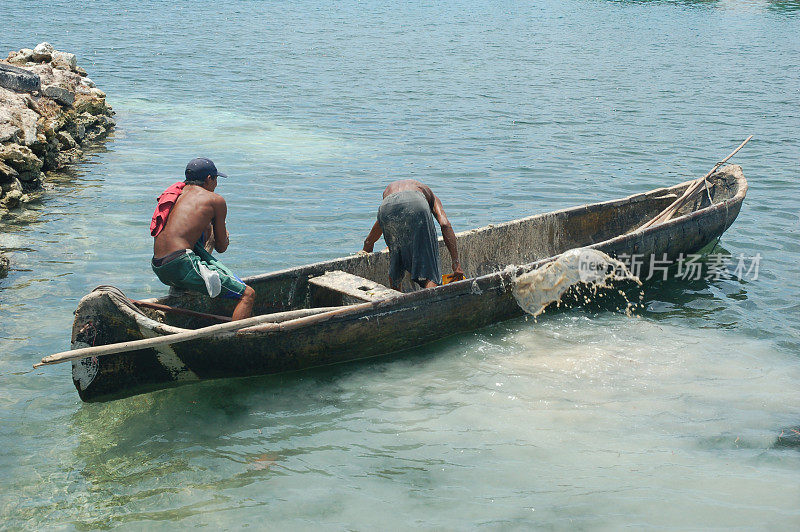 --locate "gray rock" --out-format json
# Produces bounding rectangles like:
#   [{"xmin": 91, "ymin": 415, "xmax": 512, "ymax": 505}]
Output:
[
  {"xmin": 85, "ymin": 125, "xmax": 107, "ymax": 141},
  {"xmin": 0, "ymin": 85, "xmax": 27, "ymax": 103},
  {"xmin": 0, "ymin": 121, "xmax": 21, "ymax": 143},
  {"xmin": 31, "ymin": 42, "xmax": 54, "ymax": 63},
  {"xmin": 29, "ymin": 64, "xmax": 82, "ymax": 93},
  {"xmin": 36, "ymin": 136, "xmax": 60, "ymax": 171},
  {"xmin": 42, "ymin": 84, "xmax": 75, "ymax": 106},
  {"xmin": 8, "ymin": 48, "xmax": 34, "ymax": 65},
  {"xmin": 0, "ymin": 89, "xmax": 38, "ymax": 144},
  {"xmin": 74, "ymin": 96, "xmax": 106, "ymax": 115},
  {"xmin": 98, "ymin": 114, "xmax": 116, "ymax": 127},
  {"xmin": 75, "ymin": 112, "xmax": 98, "ymax": 131},
  {"xmin": 23, "ymin": 94, "xmax": 41, "ymax": 114},
  {"xmin": 0, "ymin": 46, "xmax": 114, "ymax": 199},
  {"xmin": 1, "ymin": 188, "xmax": 22, "ymax": 208},
  {"xmin": 0, "ymin": 63, "xmax": 41, "ymax": 93},
  {"xmin": 26, "ymin": 63, "xmax": 54, "ymax": 86},
  {"xmin": 57, "ymin": 130, "xmax": 77, "ymax": 149},
  {"xmin": 0, "ymin": 253, "xmax": 9, "ymax": 278},
  {"xmin": 0, "ymin": 144, "xmax": 43, "ymax": 181},
  {"xmin": 0, "ymin": 160, "xmax": 19, "ymax": 179},
  {"xmin": 14, "ymin": 108, "xmax": 38, "ymax": 145},
  {"xmin": 51, "ymin": 50, "xmax": 77, "ymax": 70},
  {"xmin": 55, "ymin": 148, "xmax": 83, "ymax": 167},
  {"xmin": 1, "ymin": 177, "xmax": 23, "ymax": 194},
  {"xmin": 17, "ymin": 169, "xmax": 42, "ymax": 183}
]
